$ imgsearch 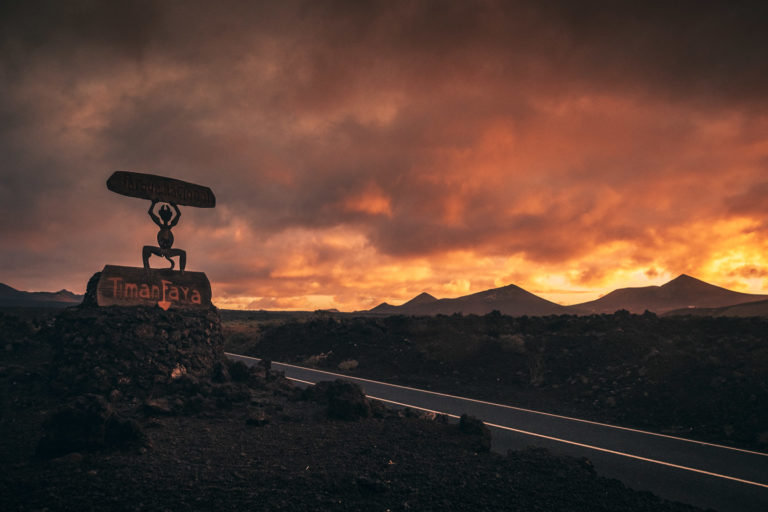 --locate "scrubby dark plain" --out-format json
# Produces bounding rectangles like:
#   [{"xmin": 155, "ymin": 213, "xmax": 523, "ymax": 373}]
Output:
[
  {"xmin": 227, "ymin": 310, "xmax": 768, "ymax": 452},
  {"xmin": 0, "ymin": 309, "xmax": 705, "ymax": 511}
]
